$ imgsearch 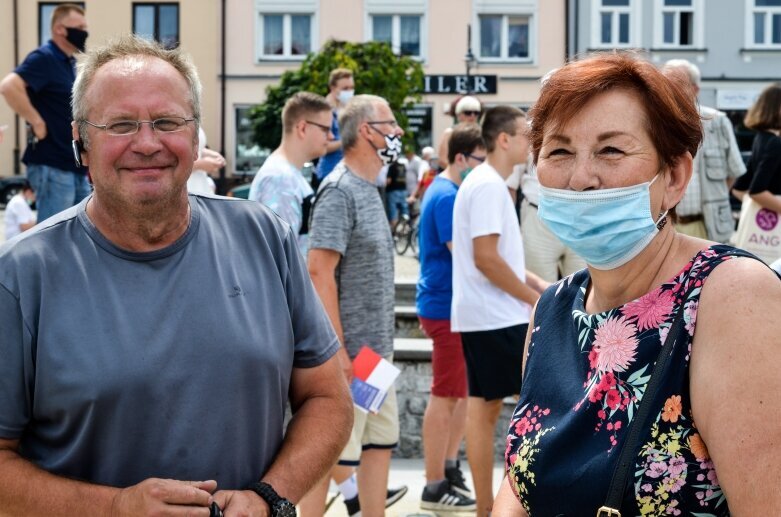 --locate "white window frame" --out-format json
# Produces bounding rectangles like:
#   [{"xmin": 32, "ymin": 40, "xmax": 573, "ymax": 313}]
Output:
[
  {"xmin": 591, "ymin": 0, "xmax": 641, "ymax": 49},
  {"xmin": 366, "ymin": 13, "xmax": 425, "ymax": 59},
  {"xmin": 255, "ymin": 0, "xmax": 318, "ymax": 61},
  {"xmin": 653, "ymin": 0, "xmax": 703, "ymax": 48},
  {"xmin": 475, "ymin": 14, "xmax": 534, "ymax": 62},
  {"xmin": 746, "ymin": 0, "xmax": 781, "ymax": 48}
]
